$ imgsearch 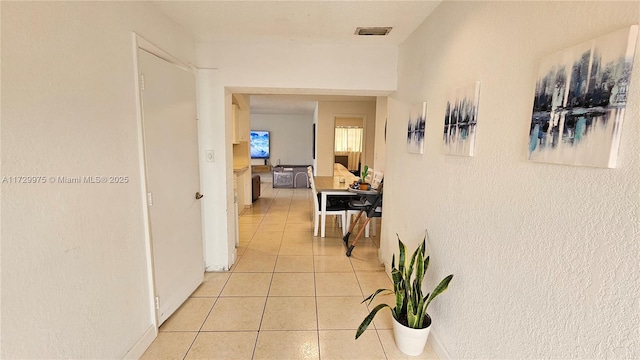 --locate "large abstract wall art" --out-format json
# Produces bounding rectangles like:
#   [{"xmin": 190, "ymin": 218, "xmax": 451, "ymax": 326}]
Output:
[
  {"xmin": 443, "ymin": 82, "xmax": 481, "ymax": 156},
  {"xmin": 407, "ymin": 102, "xmax": 427, "ymax": 154},
  {"xmin": 528, "ymin": 25, "xmax": 638, "ymax": 168}
]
